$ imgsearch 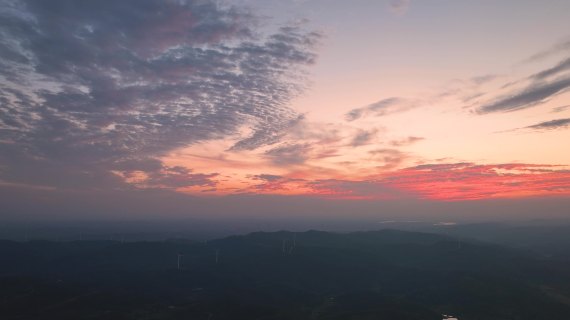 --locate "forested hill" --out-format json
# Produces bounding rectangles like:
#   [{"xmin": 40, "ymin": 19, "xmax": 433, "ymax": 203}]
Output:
[{"xmin": 2, "ymin": 229, "xmax": 570, "ymax": 319}]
